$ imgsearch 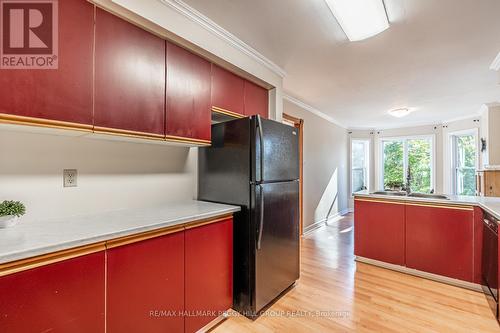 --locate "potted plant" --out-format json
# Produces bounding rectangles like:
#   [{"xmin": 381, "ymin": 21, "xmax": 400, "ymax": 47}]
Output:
[
  {"xmin": 385, "ymin": 181, "xmax": 404, "ymax": 191},
  {"xmin": 0, "ymin": 200, "xmax": 26, "ymax": 228}
]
